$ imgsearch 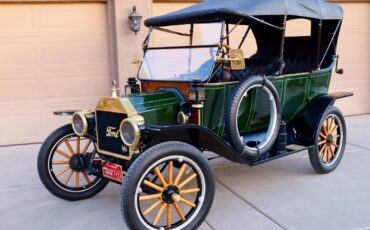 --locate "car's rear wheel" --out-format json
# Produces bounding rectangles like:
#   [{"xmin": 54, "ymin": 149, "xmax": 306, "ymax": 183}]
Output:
[
  {"xmin": 121, "ymin": 141, "xmax": 215, "ymax": 230},
  {"xmin": 308, "ymin": 106, "xmax": 346, "ymax": 174},
  {"xmin": 37, "ymin": 124, "xmax": 108, "ymax": 201}
]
